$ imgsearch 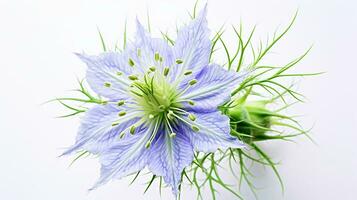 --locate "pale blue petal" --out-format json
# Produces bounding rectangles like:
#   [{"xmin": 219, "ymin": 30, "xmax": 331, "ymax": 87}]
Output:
[
  {"xmin": 182, "ymin": 111, "xmax": 245, "ymax": 152},
  {"xmin": 90, "ymin": 126, "xmax": 151, "ymax": 190},
  {"xmin": 171, "ymin": 5, "xmax": 211, "ymax": 82},
  {"xmin": 122, "ymin": 20, "xmax": 174, "ymax": 75},
  {"xmin": 77, "ymin": 52, "xmax": 135, "ymax": 100},
  {"xmin": 180, "ymin": 64, "xmax": 247, "ymax": 112},
  {"xmin": 148, "ymin": 128, "xmax": 193, "ymax": 196},
  {"xmin": 61, "ymin": 104, "xmax": 142, "ymax": 155}
]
